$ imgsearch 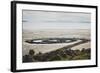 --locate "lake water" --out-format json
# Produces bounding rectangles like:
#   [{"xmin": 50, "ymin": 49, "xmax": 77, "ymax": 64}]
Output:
[{"xmin": 22, "ymin": 29, "xmax": 91, "ymax": 56}]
